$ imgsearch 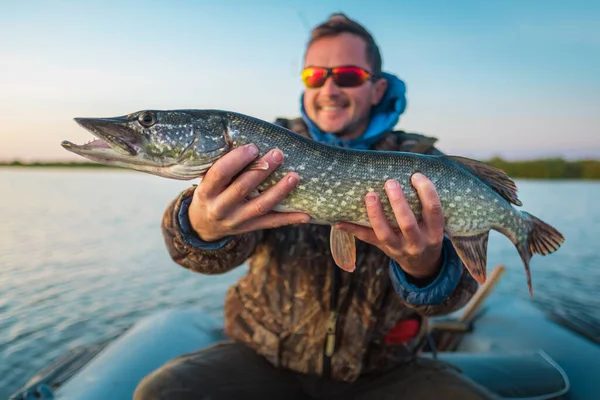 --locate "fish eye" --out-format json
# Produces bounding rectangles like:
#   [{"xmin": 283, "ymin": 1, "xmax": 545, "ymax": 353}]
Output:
[{"xmin": 138, "ymin": 112, "xmax": 156, "ymax": 127}]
